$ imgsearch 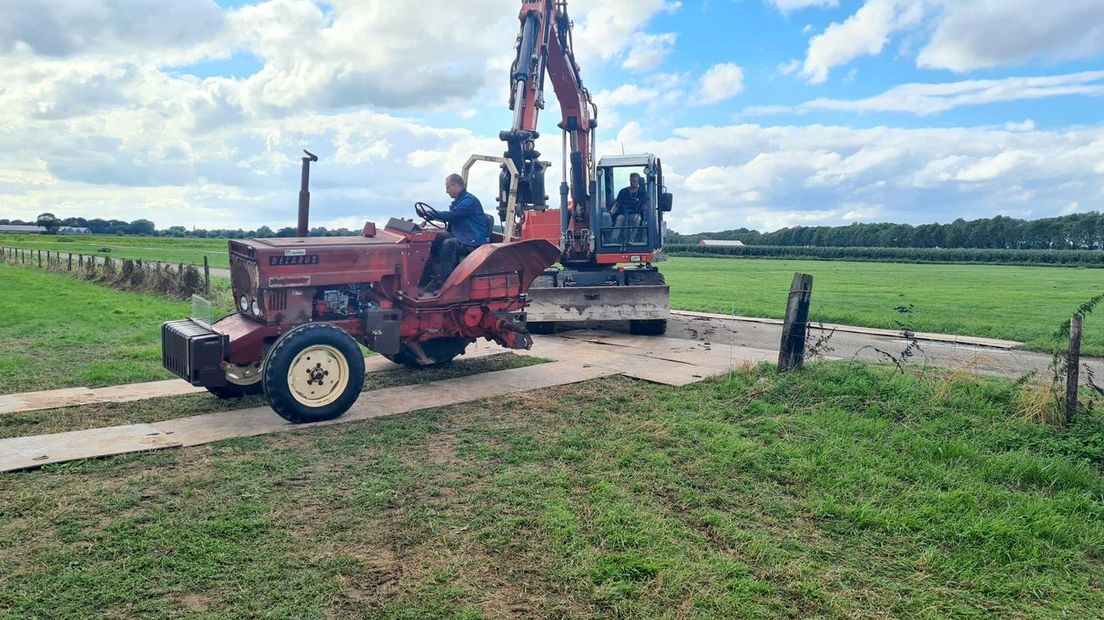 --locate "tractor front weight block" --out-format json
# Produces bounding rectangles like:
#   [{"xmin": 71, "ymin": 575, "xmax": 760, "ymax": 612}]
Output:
[{"xmin": 162, "ymin": 319, "xmax": 229, "ymax": 388}]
